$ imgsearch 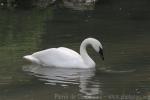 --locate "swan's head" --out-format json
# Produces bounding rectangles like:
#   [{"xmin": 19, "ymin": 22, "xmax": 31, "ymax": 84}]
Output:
[{"xmin": 87, "ymin": 38, "xmax": 104, "ymax": 60}]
